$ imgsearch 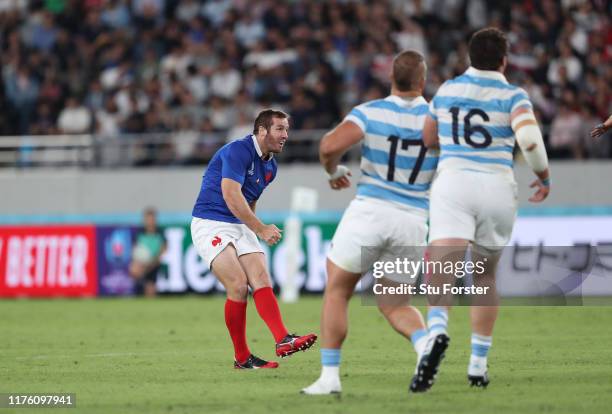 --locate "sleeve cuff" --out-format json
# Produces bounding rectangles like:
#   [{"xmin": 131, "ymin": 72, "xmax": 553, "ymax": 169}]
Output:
[{"xmin": 344, "ymin": 115, "xmax": 366, "ymax": 132}]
